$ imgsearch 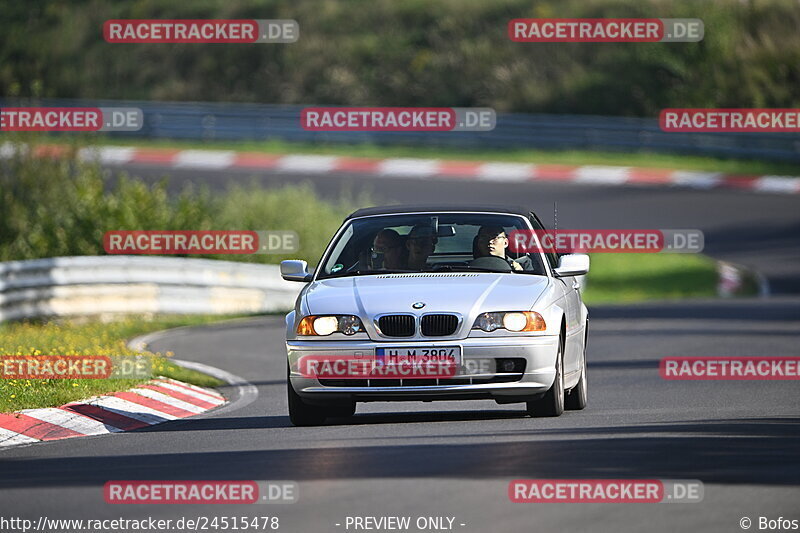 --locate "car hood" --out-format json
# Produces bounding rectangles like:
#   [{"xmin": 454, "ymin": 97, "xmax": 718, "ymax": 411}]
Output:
[{"xmin": 304, "ymin": 273, "xmax": 551, "ymax": 317}]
